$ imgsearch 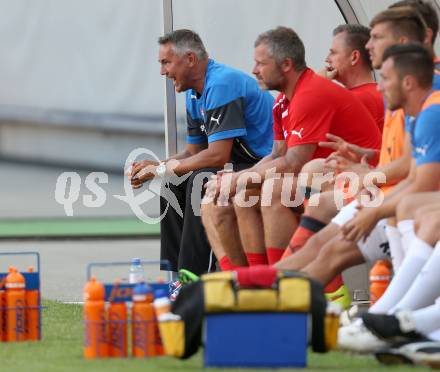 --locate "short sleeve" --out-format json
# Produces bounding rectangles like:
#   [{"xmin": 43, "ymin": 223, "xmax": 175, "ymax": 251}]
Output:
[
  {"xmin": 272, "ymin": 101, "xmax": 284, "ymax": 140},
  {"xmin": 286, "ymin": 95, "xmax": 334, "ymax": 147},
  {"xmin": 204, "ymin": 84, "xmax": 247, "ymax": 143},
  {"xmin": 414, "ymin": 106, "xmax": 440, "ymax": 166},
  {"xmin": 186, "ymin": 109, "xmax": 206, "ymax": 144}
]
